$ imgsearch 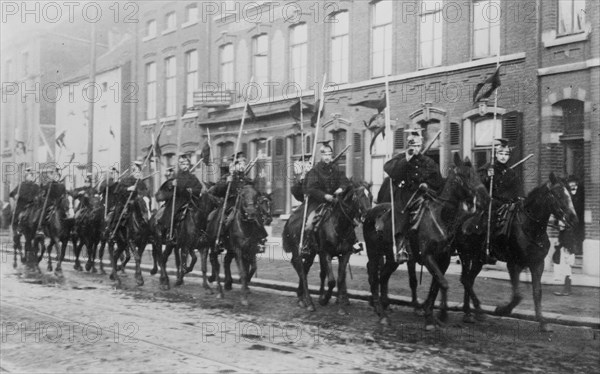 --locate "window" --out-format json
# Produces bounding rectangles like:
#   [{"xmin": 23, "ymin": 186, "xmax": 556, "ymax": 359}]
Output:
[
  {"xmin": 394, "ymin": 129, "xmax": 405, "ymax": 150},
  {"xmin": 186, "ymin": 4, "xmax": 198, "ymax": 23},
  {"xmin": 164, "ymin": 56, "xmax": 176, "ymax": 116},
  {"xmin": 420, "ymin": 0, "xmax": 443, "ymax": 68},
  {"xmin": 330, "ymin": 11, "xmax": 349, "ymax": 83},
  {"xmin": 558, "ymin": 0, "xmax": 585, "ymax": 35},
  {"xmin": 473, "ymin": 0, "xmax": 500, "ymax": 58},
  {"xmin": 165, "ymin": 11, "xmax": 176, "ymax": 31},
  {"xmin": 145, "ymin": 62, "xmax": 156, "ymax": 119},
  {"xmin": 290, "ymin": 24, "xmax": 308, "ymax": 88},
  {"xmin": 472, "ymin": 117, "xmax": 502, "ymax": 167},
  {"xmin": 22, "ymin": 52, "xmax": 29, "ymax": 76},
  {"xmin": 371, "ymin": 0, "xmax": 393, "ymax": 77},
  {"xmin": 559, "ymin": 99, "xmax": 584, "ymax": 136},
  {"xmin": 220, "ymin": 43, "xmax": 234, "ymax": 91},
  {"xmin": 146, "ymin": 19, "xmax": 156, "ymax": 38},
  {"xmin": 253, "ymin": 34, "xmax": 269, "ymax": 85},
  {"xmin": 185, "ymin": 50, "xmax": 198, "ymax": 109}
]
